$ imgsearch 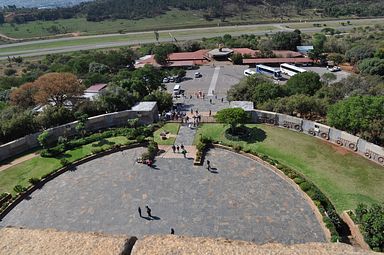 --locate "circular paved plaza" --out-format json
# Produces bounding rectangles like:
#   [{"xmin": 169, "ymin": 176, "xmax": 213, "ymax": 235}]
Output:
[{"xmin": 0, "ymin": 147, "xmax": 326, "ymax": 244}]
